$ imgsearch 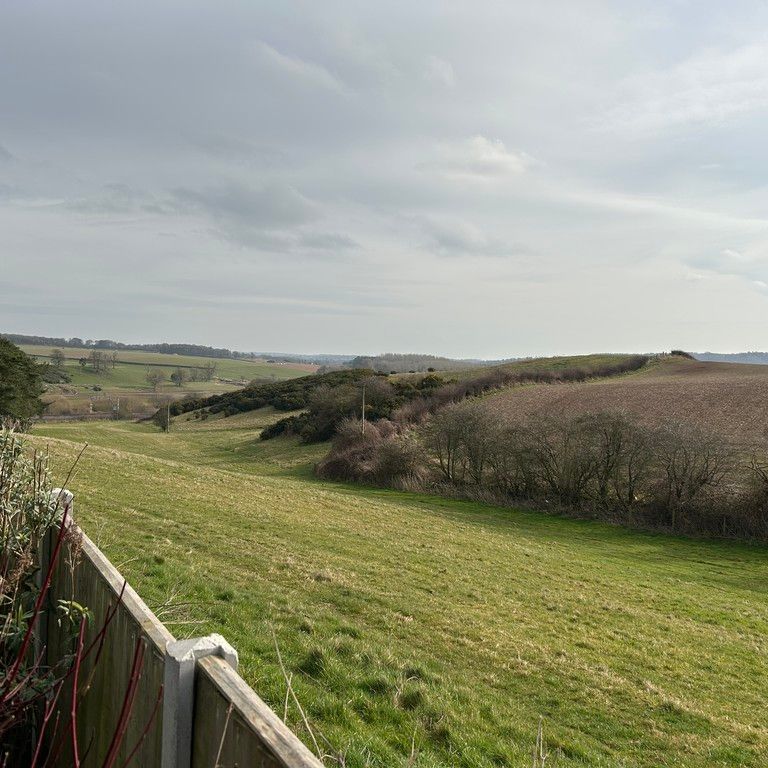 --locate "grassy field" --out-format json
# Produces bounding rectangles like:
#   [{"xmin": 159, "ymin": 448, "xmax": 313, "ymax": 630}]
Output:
[
  {"xmin": 29, "ymin": 410, "xmax": 768, "ymax": 767},
  {"xmin": 439, "ymin": 354, "xmax": 643, "ymax": 382},
  {"xmin": 20, "ymin": 343, "xmax": 315, "ymax": 416},
  {"xmin": 486, "ymin": 355, "xmax": 768, "ymax": 450},
  {"xmin": 22, "ymin": 344, "xmax": 316, "ymax": 384}
]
